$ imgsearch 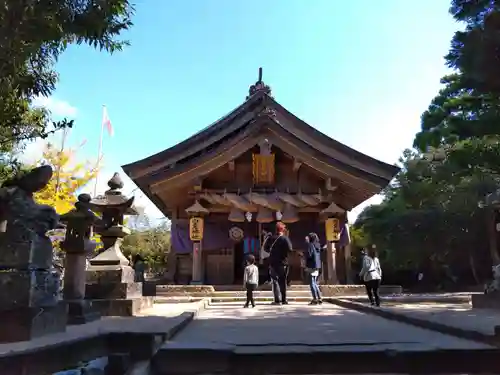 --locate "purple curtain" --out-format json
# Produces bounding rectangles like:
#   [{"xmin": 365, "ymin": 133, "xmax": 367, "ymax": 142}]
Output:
[
  {"xmin": 171, "ymin": 218, "xmax": 351, "ymax": 254},
  {"xmin": 171, "ymin": 219, "xmax": 233, "ymax": 253},
  {"xmin": 287, "ymin": 219, "xmax": 350, "ymax": 249},
  {"xmin": 338, "ymin": 223, "xmax": 351, "ymax": 247}
]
